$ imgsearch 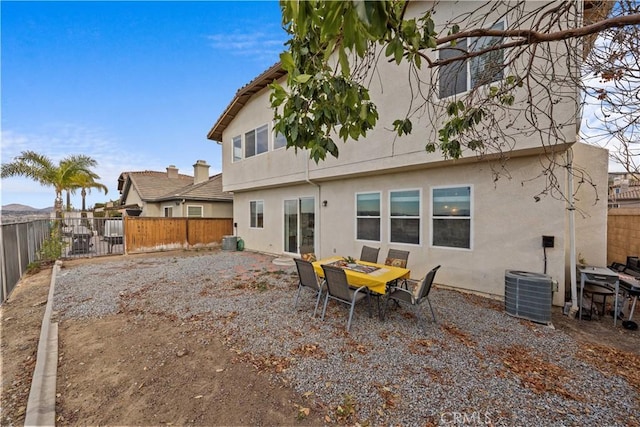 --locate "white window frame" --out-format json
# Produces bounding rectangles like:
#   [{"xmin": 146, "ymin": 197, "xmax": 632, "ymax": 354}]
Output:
[
  {"xmin": 355, "ymin": 191, "xmax": 381, "ymax": 242},
  {"xmin": 250, "ymin": 200, "xmax": 264, "ymax": 229},
  {"xmin": 273, "ymin": 122, "xmax": 287, "ymax": 150},
  {"xmin": 438, "ymin": 21, "xmax": 506, "ymax": 99},
  {"xmin": 244, "ymin": 124, "xmax": 269, "ymax": 158},
  {"xmin": 232, "ymin": 135, "xmax": 242, "ymax": 162},
  {"xmin": 430, "ymin": 185, "xmax": 473, "ymax": 250},
  {"xmin": 388, "ymin": 188, "xmax": 422, "ymax": 246},
  {"xmin": 186, "ymin": 205, "xmax": 203, "ymax": 218},
  {"xmin": 163, "ymin": 206, "xmax": 173, "ymax": 218}
]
